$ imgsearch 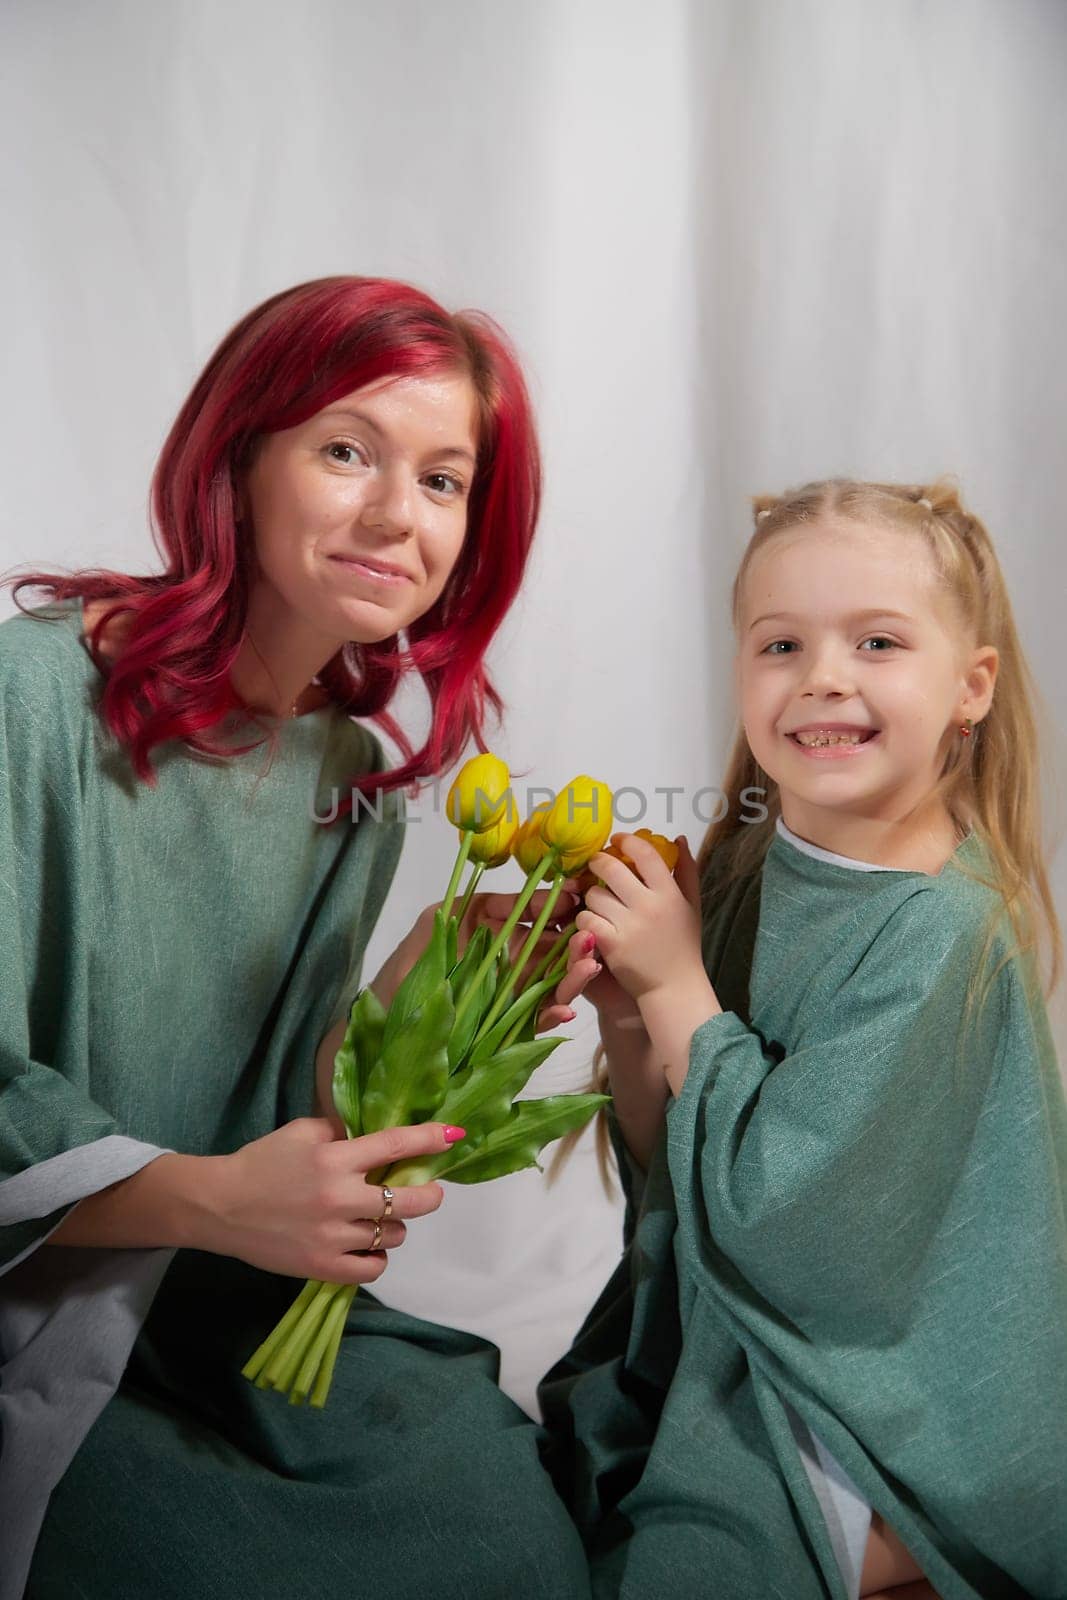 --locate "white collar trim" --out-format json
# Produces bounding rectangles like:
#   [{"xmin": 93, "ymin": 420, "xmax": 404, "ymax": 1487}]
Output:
[{"xmin": 775, "ymin": 816, "xmax": 900, "ymax": 873}]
